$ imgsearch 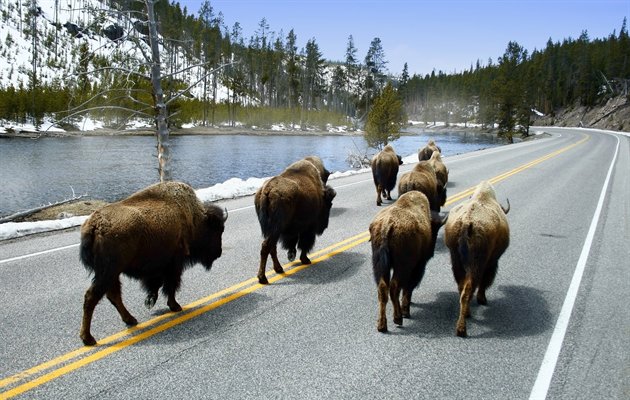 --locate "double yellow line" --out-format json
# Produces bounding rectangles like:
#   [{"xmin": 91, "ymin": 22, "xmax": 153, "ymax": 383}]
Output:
[{"xmin": 0, "ymin": 133, "xmax": 589, "ymax": 399}]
